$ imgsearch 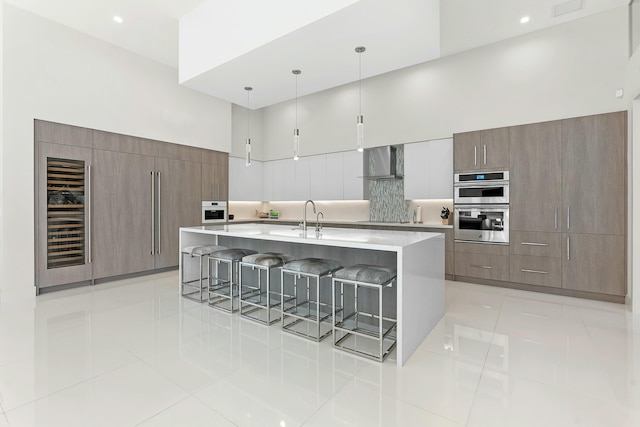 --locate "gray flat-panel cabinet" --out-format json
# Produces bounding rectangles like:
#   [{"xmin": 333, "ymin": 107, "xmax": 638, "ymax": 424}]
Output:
[
  {"xmin": 454, "ymin": 128, "xmax": 509, "ymax": 172},
  {"xmin": 201, "ymin": 152, "xmax": 229, "ymax": 201},
  {"xmin": 155, "ymin": 157, "xmax": 202, "ymax": 269},
  {"xmin": 36, "ymin": 142, "xmax": 94, "ymax": 289},
  {"xmin": 562, "ymin": 233, "xmax": 625, "ymax": 296},
  {"xmin": 561, "ymin": 112, "xmax": 626, "ymax": 236},
  {"xmin": 510, "ymin": 121, "xmax": 562, "ymax": 232},
  {"xmin": 91, "ymin": 149, "xmax": 155, "ymax": 279}
]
